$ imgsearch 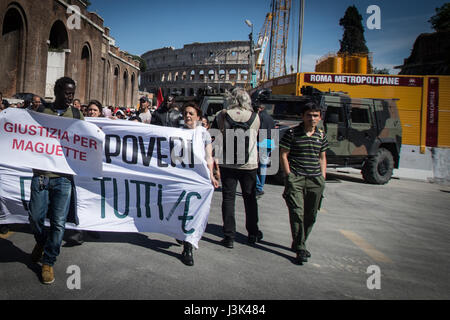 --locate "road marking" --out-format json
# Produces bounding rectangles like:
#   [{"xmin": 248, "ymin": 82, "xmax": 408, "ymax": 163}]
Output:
[
  {"xmin": 319, "ymin": 208, "xmax": 328, "ymax": 213},
  {"xmin": 339, "ymin": 230, "xmax": 392, "ymax": 263},
  {"xmin": 0, "ymin": 231, "xmax": 14, "ymax": 239}
]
